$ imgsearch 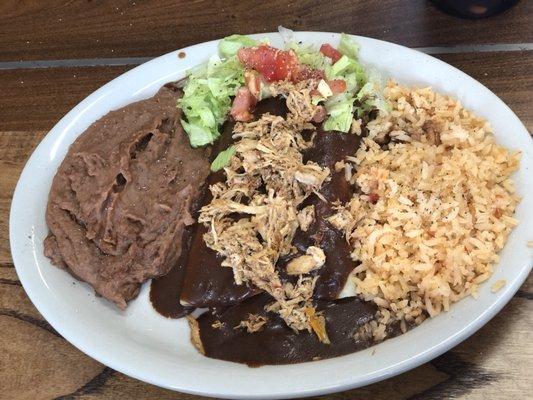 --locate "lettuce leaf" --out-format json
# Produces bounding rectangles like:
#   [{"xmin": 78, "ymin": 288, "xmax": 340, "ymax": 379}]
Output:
[
  {"xmin": 211, "ymin": 145, "xmax": 236, "ymax": 171},
  {"xmin": 323, "ymin": 93, "xmax": 354, "ymax": 132},
  {"xmin": 337, "ymin": 33, "xmax": 360, "ymax": 60},
  {"xmin": 181, "ymin": 119, "xmax": 215, "ymax": 148},
  {"xmin": 287, "ymin": 42, "xmax": 331, "ymax": 70},
  {"xmin": 355, "ymin": 74, "xmax": 390, "ymax": 115},
  {"xmin": 179, "ymin": 53, "xmax": 246, "ymax": 147},
  {"xmin": 285, "ymin": 35, "xmax": 370, "ymax": 133},
  {"xmin": 178, "ymin": 34, "xmax": 258, "ymax": 147},
  {"xmin": 322, "ymin": 34, "xmax": 390, "ymax": 132},
  {"xmin": 278, "ymin": 25, "xmax": 295, "ymax": 44},
  {"xmin": 218, "ymin": 34, "xmax": 257, "ymax": 58},
  {"xmin": 327, "ymin": 55, "xmax": 366, "ymax": 92},
  {"xmin": 321, "ymin": 36, "xmax": 367, "ymax": 132}
]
